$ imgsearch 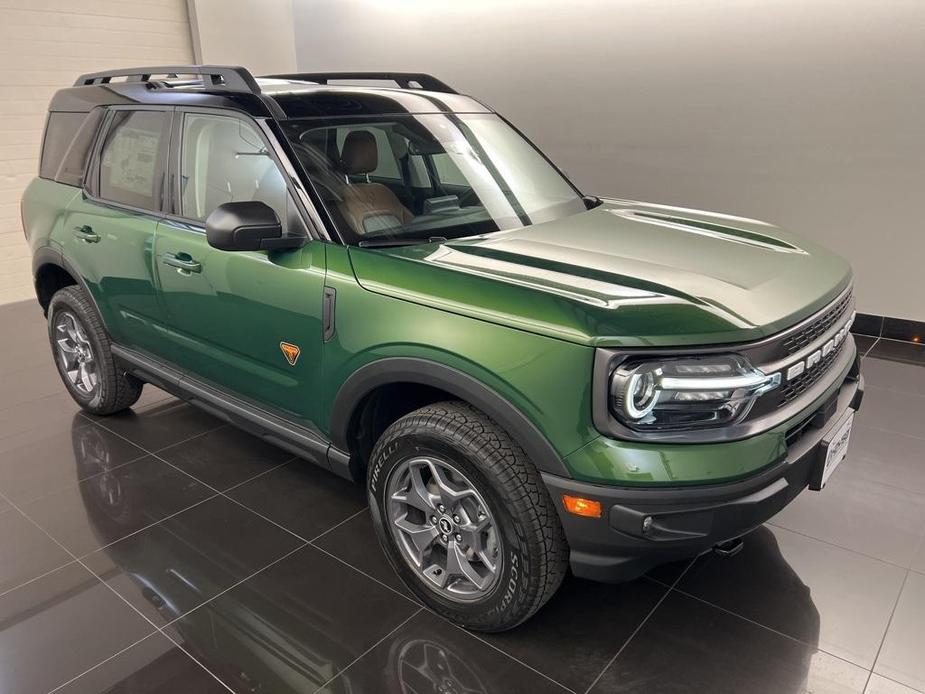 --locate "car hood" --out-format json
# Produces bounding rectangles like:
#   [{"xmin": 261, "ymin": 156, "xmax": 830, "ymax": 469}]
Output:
[{"xmin": 347, "ymin": 198, "xmax": 853, "ymax": 347}]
